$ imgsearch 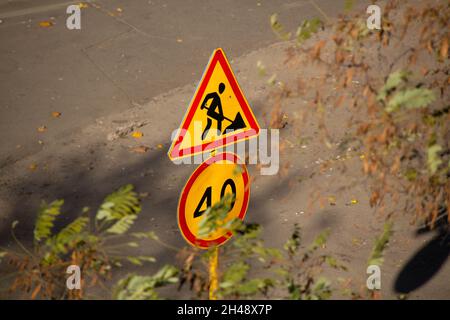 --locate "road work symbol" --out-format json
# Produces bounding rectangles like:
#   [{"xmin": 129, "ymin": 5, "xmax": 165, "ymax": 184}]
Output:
[
  {"xmin": 200, "ymin": 82, "xmax": 246, "ymax": 140},
  {"xmin": 168, "ymin": 48, "xmax": 260, "ymax": 160}
]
